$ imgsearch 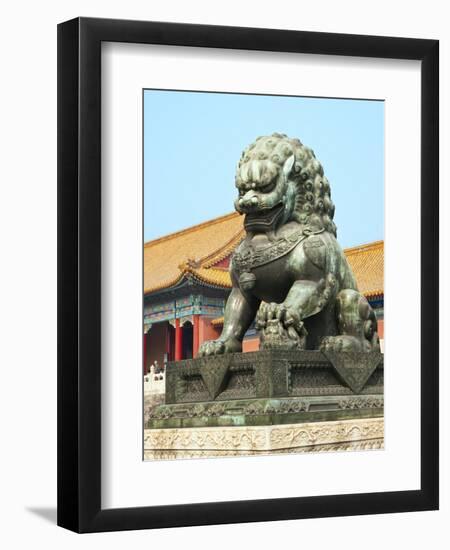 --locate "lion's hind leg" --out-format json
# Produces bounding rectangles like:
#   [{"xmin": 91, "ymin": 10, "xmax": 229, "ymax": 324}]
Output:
[{"xmin": 320, "ymin": 289, "xmax": 380, "ymax": 352}]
